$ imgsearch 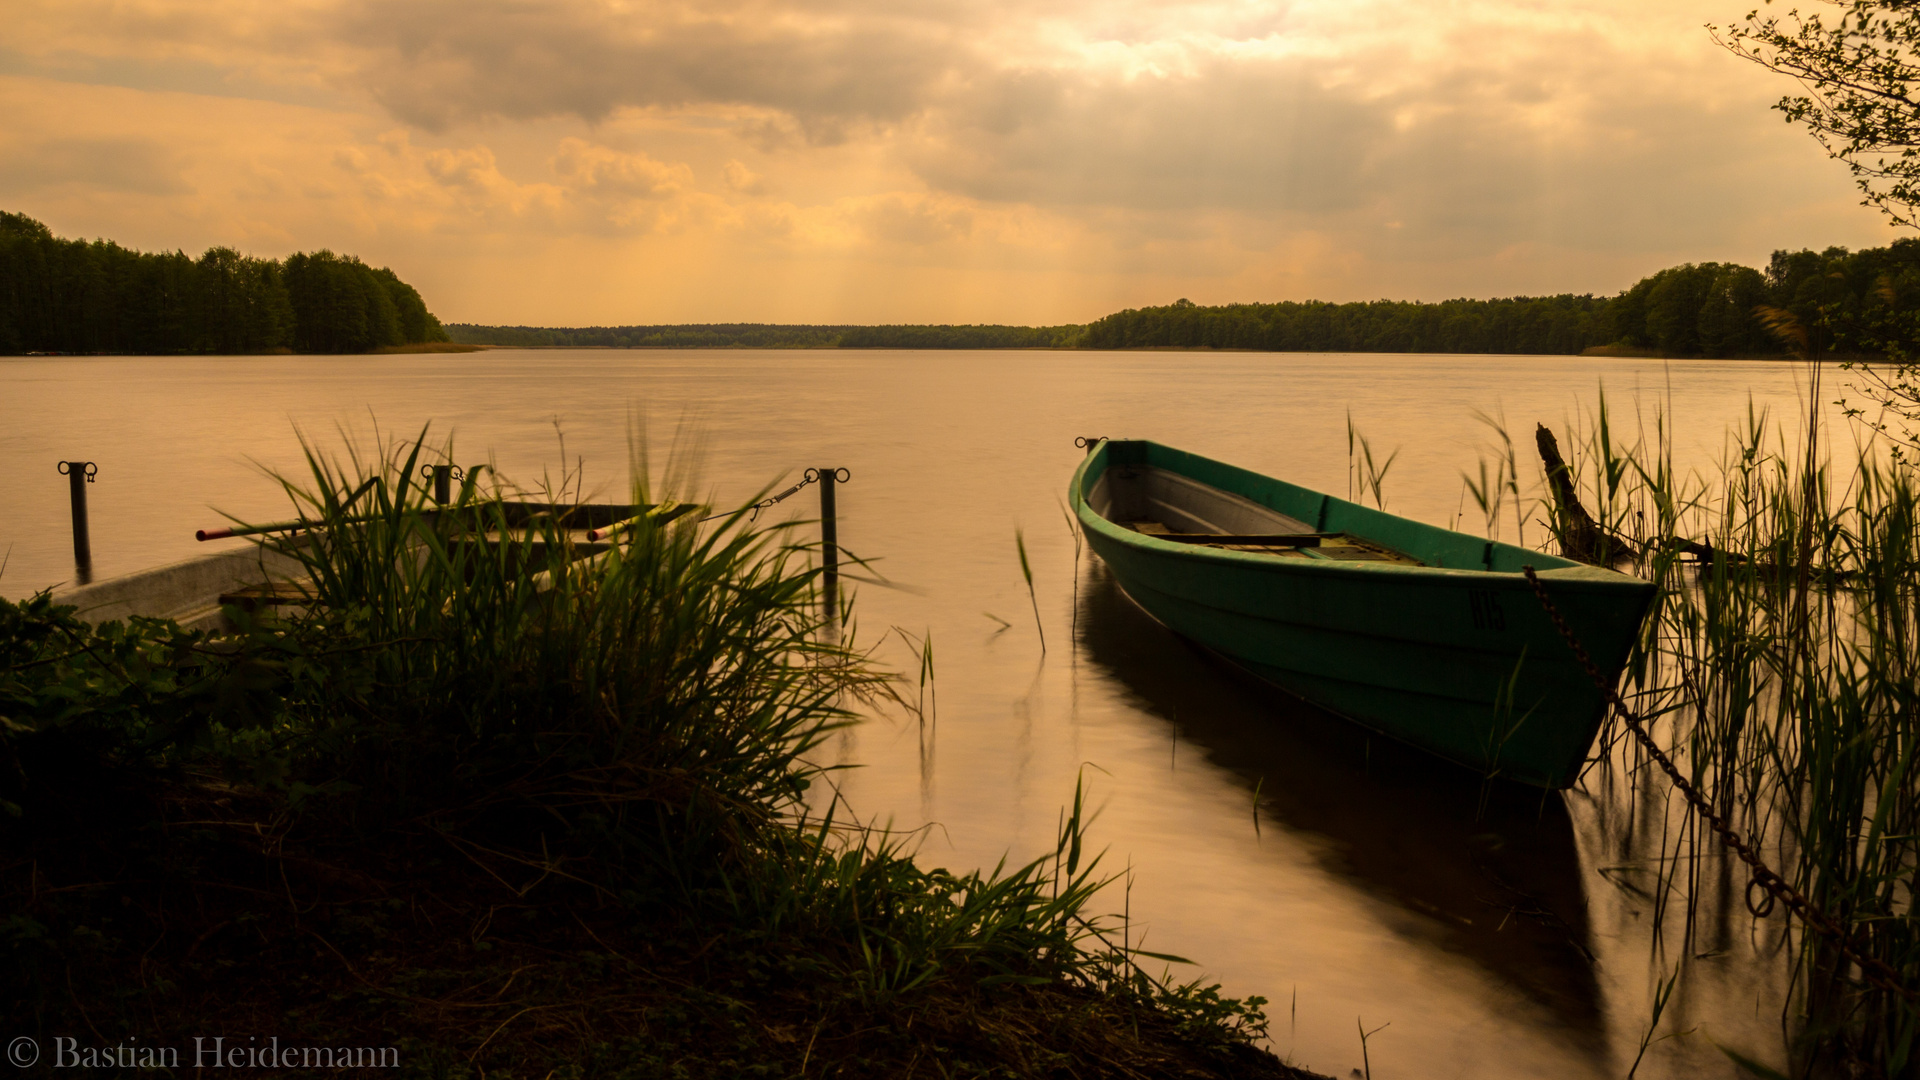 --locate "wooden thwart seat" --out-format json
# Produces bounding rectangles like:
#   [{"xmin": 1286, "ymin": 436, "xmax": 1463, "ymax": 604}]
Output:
[
  {"xmin": 217, "ymin": 580, "xmax": 316, "ymax": 611},
  {"xmin": 1124, "ymin": 521, "xmax": 1422, "ymax": 565}
]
